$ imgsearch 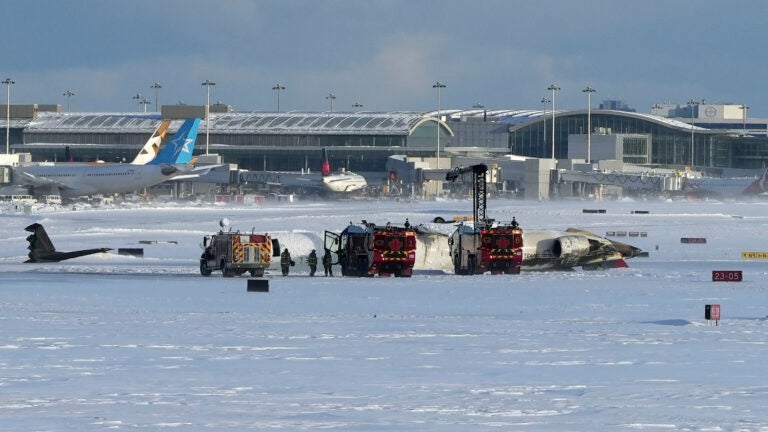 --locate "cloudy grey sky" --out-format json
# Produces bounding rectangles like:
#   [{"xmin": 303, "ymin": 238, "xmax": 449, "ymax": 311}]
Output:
[{"xmin": 2, "ymin": 0, "xmax": 766, "ymax": 115}]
